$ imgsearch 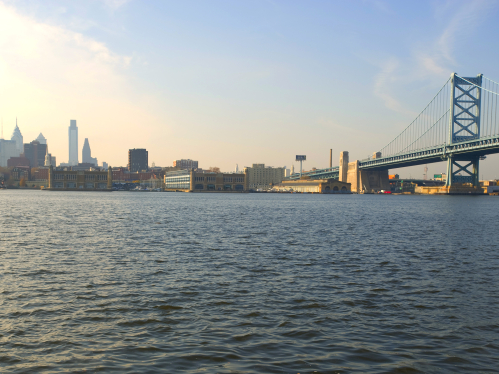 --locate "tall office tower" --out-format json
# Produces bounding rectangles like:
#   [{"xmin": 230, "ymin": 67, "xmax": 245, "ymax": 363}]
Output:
[
  {"xmin": 11, "ymin": 118, "xmax": 23, "ymax": 154},
  {"xmin": 24, "ymin": 140, "xmax": 47, "ymax": 168},
  {"xmin": 128, "ymin": 148, "xmax": 148, "ymax": 172},
  {"xmin": 68, "ymin": 120, "xmax": 78, "ymax": 166},
  {"xmin": 82, "ymin": 138, "xmax": 97, "ymax": 165},
  {"xmin": 36, "ymin": 133, "xmax": 47, "ymax": 145}
]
